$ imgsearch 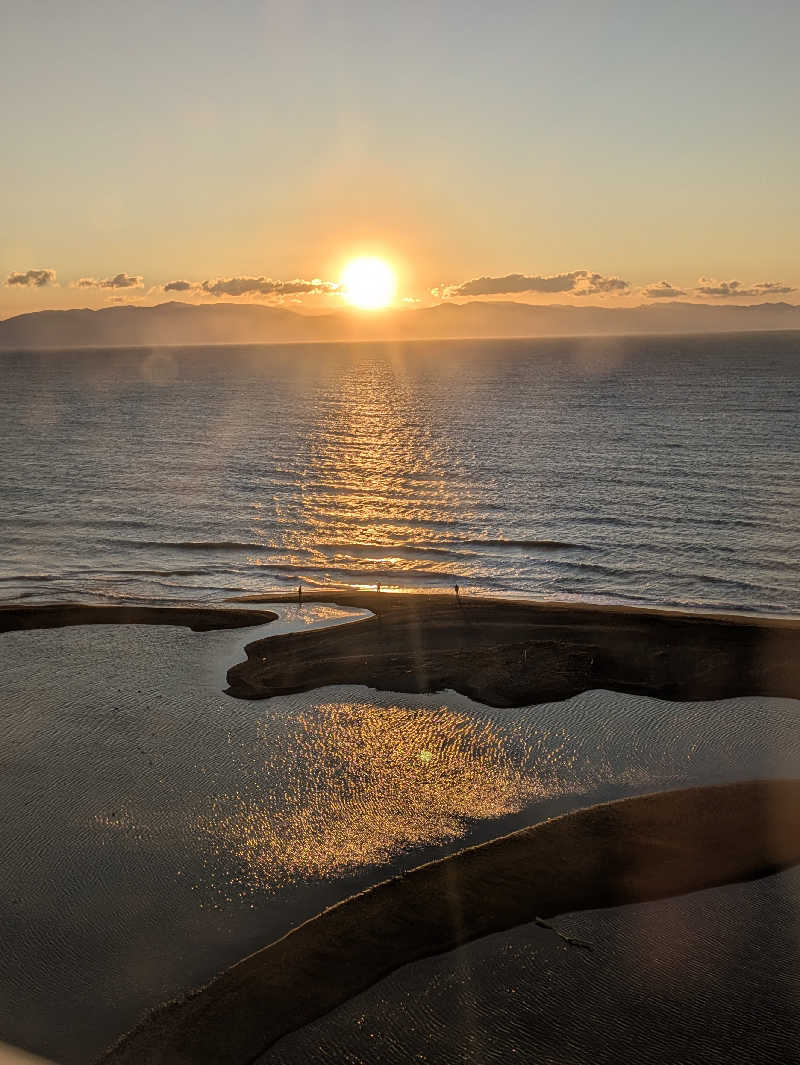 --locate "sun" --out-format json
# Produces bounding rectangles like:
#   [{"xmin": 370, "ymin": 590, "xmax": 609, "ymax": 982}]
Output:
[{"xmin": 341, "ymin": 257, "xmax": 396, "ymax": 310}]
